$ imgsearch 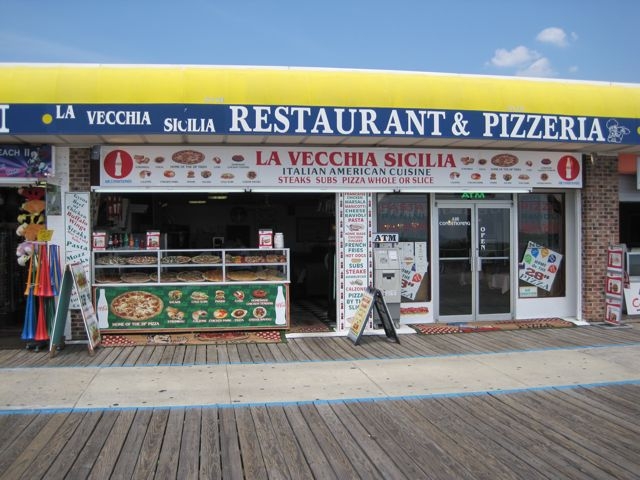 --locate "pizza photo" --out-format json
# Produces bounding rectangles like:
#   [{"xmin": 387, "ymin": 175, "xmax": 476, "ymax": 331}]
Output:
[
  {"xmin": 491, "ymin": 153, "xmax": 519, "ymax": 167},
  {"xmin": 252, "ymin": 289, "xmax": 267, "ymax": 298},
  {"xmin": 253, "ymin": 307, "xmax": 267, "ymax": 318},
  {"xmin": 111, "ymin": 291, "xmax": 164, "ymax": 321},
  {"xmin": 232, "ymin": 308, "xmax": 247, "ymax": 319},
  {"xmin": 213, "ymin": 308, "xmax": 228, "ymax": 319},
  {"xmin": 190, "ymin": 291, "xmax": 209, "ymax": 301},
  {"xmin": 171, "ymin": 149, "xmax": 205, "ymax": 165}
]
